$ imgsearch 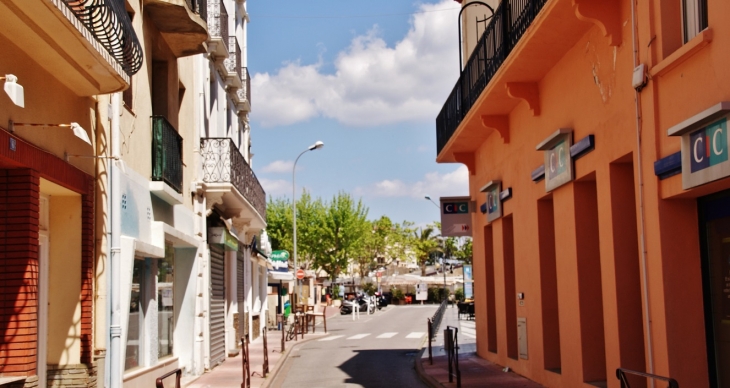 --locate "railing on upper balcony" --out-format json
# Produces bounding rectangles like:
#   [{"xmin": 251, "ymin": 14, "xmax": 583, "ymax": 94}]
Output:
[
  {"xmin": 61, "ymin": 0, "xmax": 143, "ymax": 76},
  {"xmin": 207, "ymin": 0, "xmax": 228, "ymax": 41},
  {"xmin": 200, "ymin": 138, "xmax": 266, "ymax": 219},
  {"xmin": 225, "ymin": 36, "xmax": 242, "ymax": 77},
  {"xmin": 237, "ymin": 67, "xmax": 251, "ymax": 107},
  {"xmin": 435, "ymin": 0, "xmax": 547, "ymax": 155},
  {"xmin": 186, "ymin": 0, "xmax": 207, "ymax": 23},
  {"xmin": 152, "ymin": 116, "xmax": 184, "ymax": 193}
]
